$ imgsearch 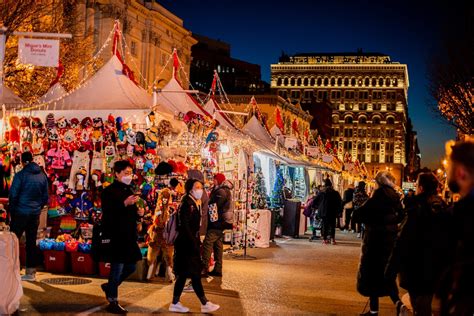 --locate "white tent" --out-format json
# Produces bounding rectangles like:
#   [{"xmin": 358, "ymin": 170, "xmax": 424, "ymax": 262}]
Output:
[
  {"xmin": 38, "ymin": 83, "xmax": 66, "ymax": 104},
  {"xmin": 203, "ymin": 98, "xmax": 243, "ymax": 133},
  {"xmin": 242, "ymin": 115, "xmax": 274, "ymax": 144},
  {"xmin": 154, "ymin": 76, "xmax": 209, "ymax": 118},
  {"xmin": 0, "ymin": 85, "xmax": 27, "ymax": 110},
  {"xmin": 40, "ymin": 55, "xmax": 151, "ymax": 111}
]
